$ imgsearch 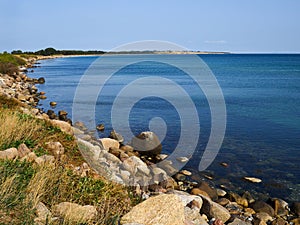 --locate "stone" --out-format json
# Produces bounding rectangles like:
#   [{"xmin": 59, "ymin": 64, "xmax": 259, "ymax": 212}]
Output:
[
  {"xmin": 174, "ymin": 173, "xmax": 186, "ymax": 182},
  {"xmin": 120, "ymin": 145, "xmax": 134, "ymax": 152},
  {"xmin": 251, "ymin": 201, "xmax": 275, "ymax": 216},
  {"xmin": 184, "ymin": 206, "xmax": 208, "ymax": 225},
  {"xmin": 229, "ymin": 192, "xmax": 248, "ymax": 207},
  {"xmin": 272, "ymin": 198, "xmax": 288, "ymax": 216},
  {"xmin": 158, "ymin": 160, "xmax": 178, "ymax": 175},
  {"xmin": 131, "ymin": 131, "xmax": 162, "ymax": 156},
  {"xmin": 254, "ymin": 212, "xmax": 272, "ymax": 223},
  {"xmin": 39, "ymin": 95, "xmax": 47, "ymax": 100},
  {"xmin": 158, "ymin": 154, "xmax": 168, "ymax": 160},
  {"xmin": 47, "ymin": 110, "xmax": 57, "ymax": 119},
  {"xmin": 244, "ymin": 207, "xmax": 256, "ymax": 216},
  {"xmin": 120, "ymin": 194, "xmax": 185, "ymax": 225},
  {"xmin": 197, "ymin": 181, "xmax": 218, "ymax": 201},
  {"xmin": 120, "ymin": 152, "xmax": 130, "ymax": 161},
  {"xmin": 45, "ymin": 141, "xmax": 64, "ymax": 159},
  {"xmin": 35, "ymin": 155, "xmax": 55, "ymax": 165},
  {"xmin": 96, "ymin": 123, "xmax": 105, "ymax": 131},
  {"xmin": 242, "ymin": 191, "xmax": 255, "ymax": 204},
  {"xmin": 176, "ymin": 157, "xmax": 189, "ymax": 163},
  {"xmin": 0, "ymin": 148, "xmax": 18, "ymax": 160},
  {"xmin": 181, "ymin": 170, "xmax": 192, "ymax": 176},
  {"xmin": 17, "ymin": 143, "xmax": 31, "ymax": 158},
  {"xmin": 50, "ymin": 120, "xmax": 73, "ymax": 135},
  {"xmin": 216, "ymin": 189, "xmax": 227, "ymax": 197},
  {"xmin": 244, "ymin": 177, "xmax": 262, "ymax": 183},
  {"xmin": 216, "ymin": 198, "xmax": 230, "ymax": 206},
  {"xmin": 21, "ymin": 152, "xmax": 37, "ymax": 162},
  {"xmin": 271, "ymin": 217, "xmax": 288, "ymax": 225},
  {"xmin": 109, "ymin": 147, "xmax": 122, "ymax": 157},
  {"xmin": 212, "ymin": 219, "xmax": 224, "ymax": 225},
  {"xmin": 292, "ymin": 202, "xmax": 300, "ymax": 216},
  {"xmin": 200, "ymin": 195, "xmax": 231, "ymax": 223},
  {"xmin": 291, "ymin": 218, "xmax": 300, "ymax": 225},
  {"xmin": 131, "ymin": 156, "xmax": 150, "ymax": 176},
  {"xmin": 34, "ymin": 202, "xmax": 52, "ymax": 224},
  {"xmin": 37, "ymin": 77, "xmax": 45, "ymax": 84},
  {"xmin": 99, "ymin": 138, "xmax": 120, "ymax": 150},
  {"xmin": 228, "ymin": 218, "xmax": 251, "ymax": 225},
  {"xmin": 102, "ymin": 151, "xmax": 122, "ymax": 164},
  {"xmin": 109, "ymin": 130, "xmax": 124, "ymax": 143},
  {"xmin": 52, "ymin": 202, "xmax": 97, "ymax": 223},
  {"xmin": 50, "ymin": 101, "xmax": 57, "ymax": 107},
  {"xmin": 191, "ymin": 188, "xmax": 211, "ymax": 199},
  {"xmin": 220, "ymin": 162, "xmax": 228, "ymax": 167},
  {"xmin": 171, "ymin": 190, "xmax": 203, "ymax": 210}
]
